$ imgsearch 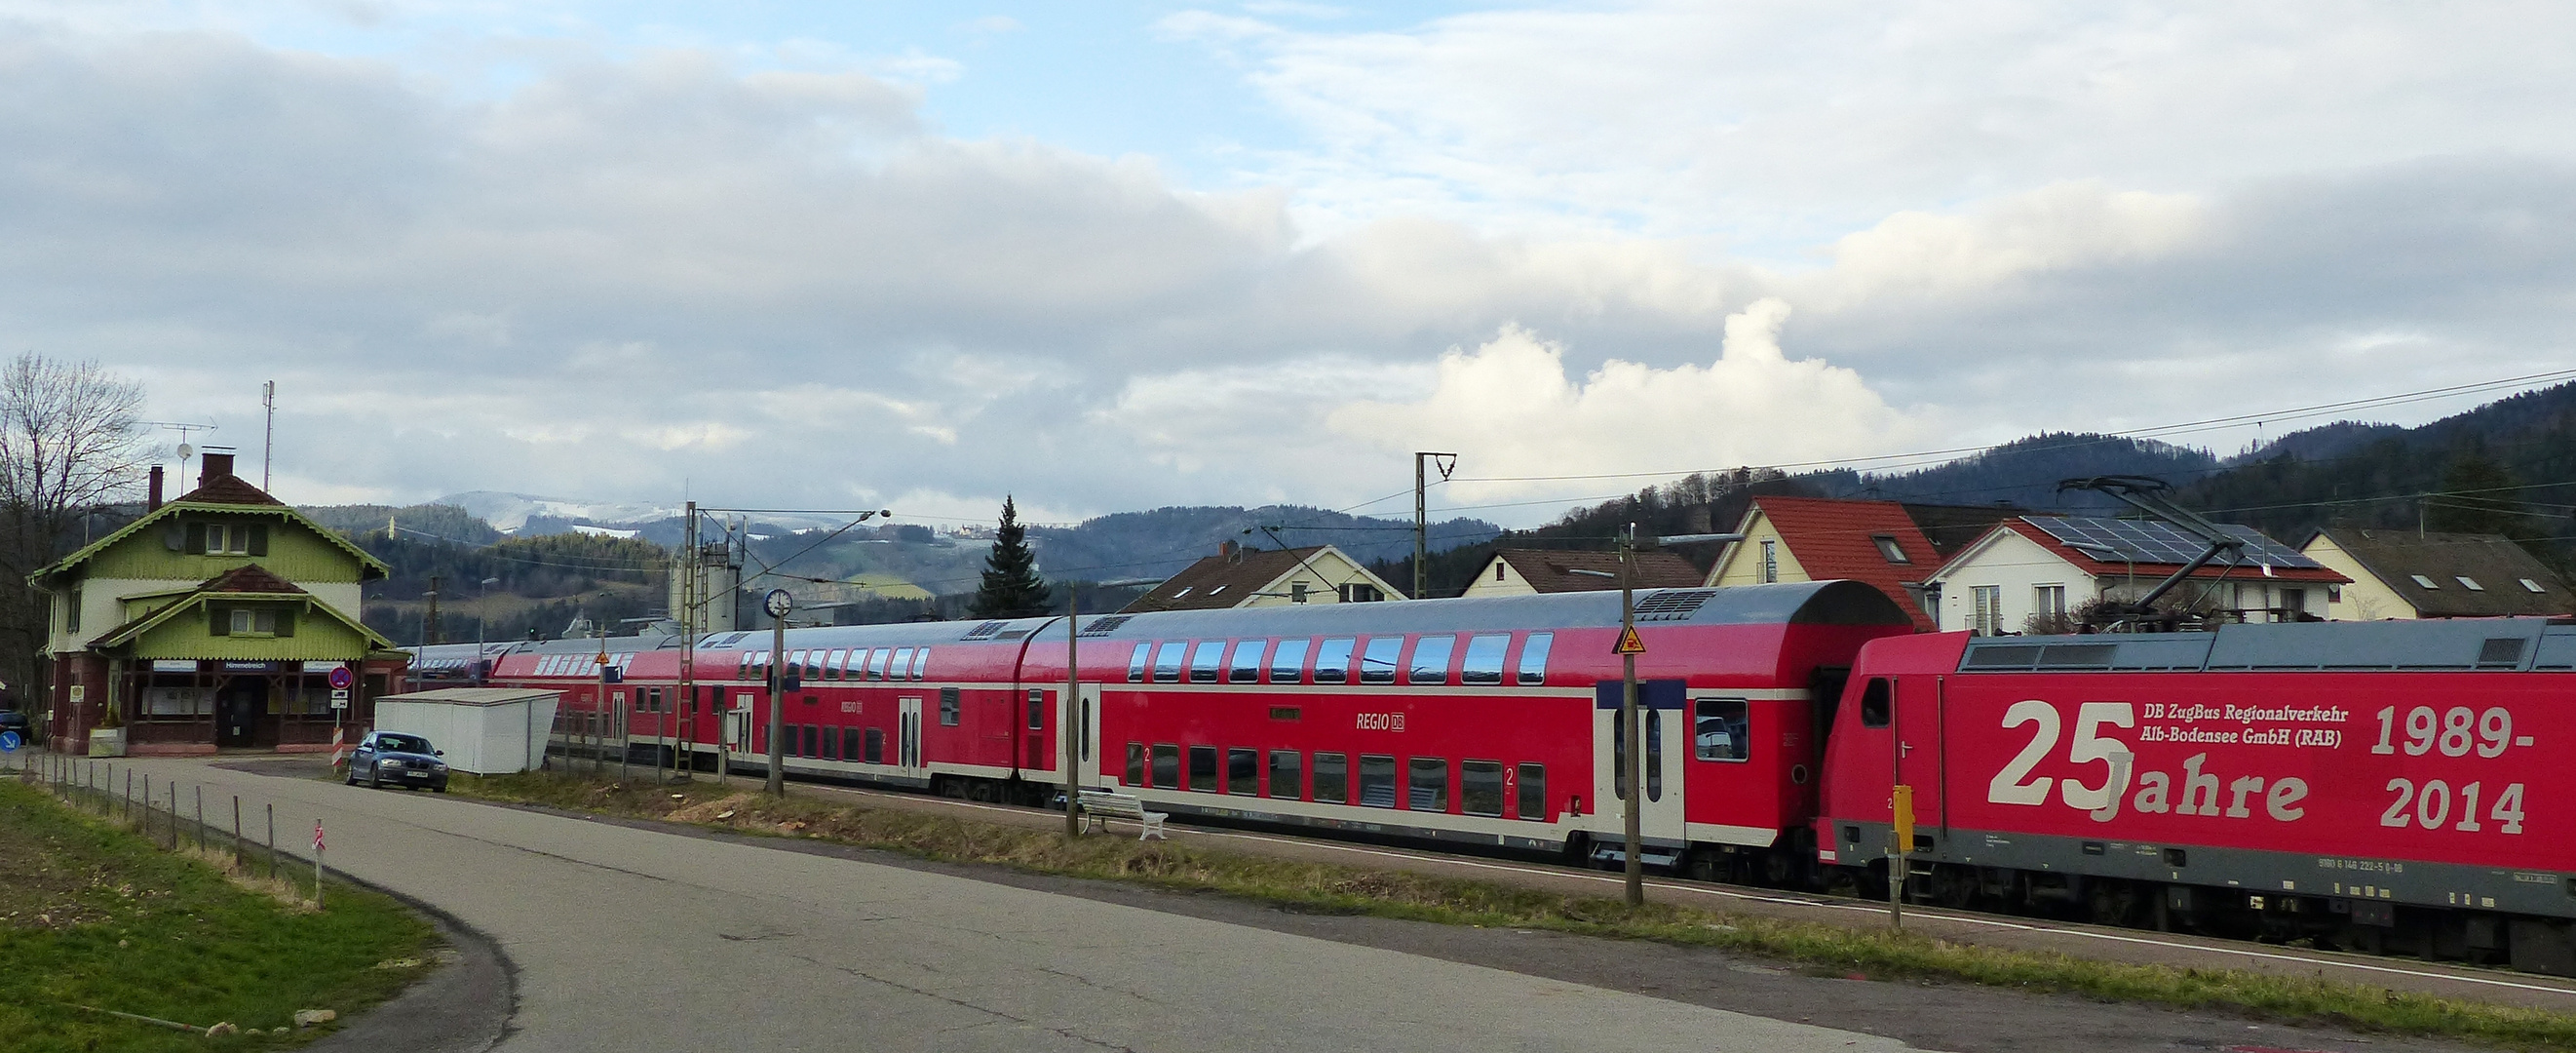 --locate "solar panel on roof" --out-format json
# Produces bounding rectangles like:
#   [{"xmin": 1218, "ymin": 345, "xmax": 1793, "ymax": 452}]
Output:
[{"xmin": 2027, "ymin": 517, "xmax": 2320, "ymax": 569}]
